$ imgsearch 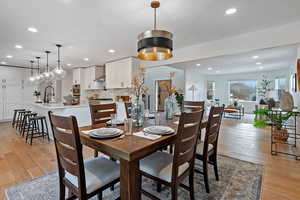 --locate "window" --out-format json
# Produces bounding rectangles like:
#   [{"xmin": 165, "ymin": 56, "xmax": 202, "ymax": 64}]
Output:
[
  {"xmin": 275, "ymin": 77, "xmax": 287, "ymax": 101},
  {"xmin": 207, "ymin": 81, "xmax": 215, "ymax": 100},
  {"xmin": 229, "ymin": 80, "xmax": 257, "ymax": 101}
]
